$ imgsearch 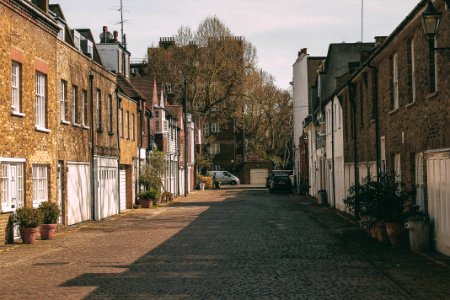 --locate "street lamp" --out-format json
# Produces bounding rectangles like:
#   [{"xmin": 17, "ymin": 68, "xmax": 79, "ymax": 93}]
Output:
[{"xmin": 421, "ymin": 0, "xmax": 450, "ymax": 51}]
